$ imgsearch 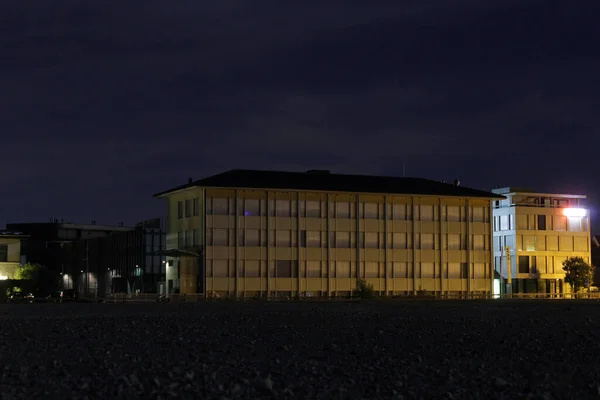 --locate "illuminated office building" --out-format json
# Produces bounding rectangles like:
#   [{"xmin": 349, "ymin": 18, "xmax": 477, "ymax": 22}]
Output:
[
  {"xmin": 154, "ymin": 169, "xmax": 503, "ymax": 298},
  {"xmin": 491, "ymin": 187, "xmax": 591, "ymax": 295}
]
